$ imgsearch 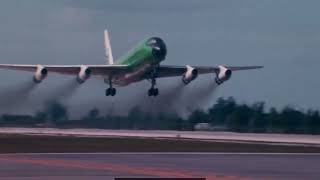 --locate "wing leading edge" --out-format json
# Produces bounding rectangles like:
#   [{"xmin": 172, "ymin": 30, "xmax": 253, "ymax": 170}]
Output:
[{"xmin": 0, "ymin": 64, "xmax": 129, "ymax": 76}]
